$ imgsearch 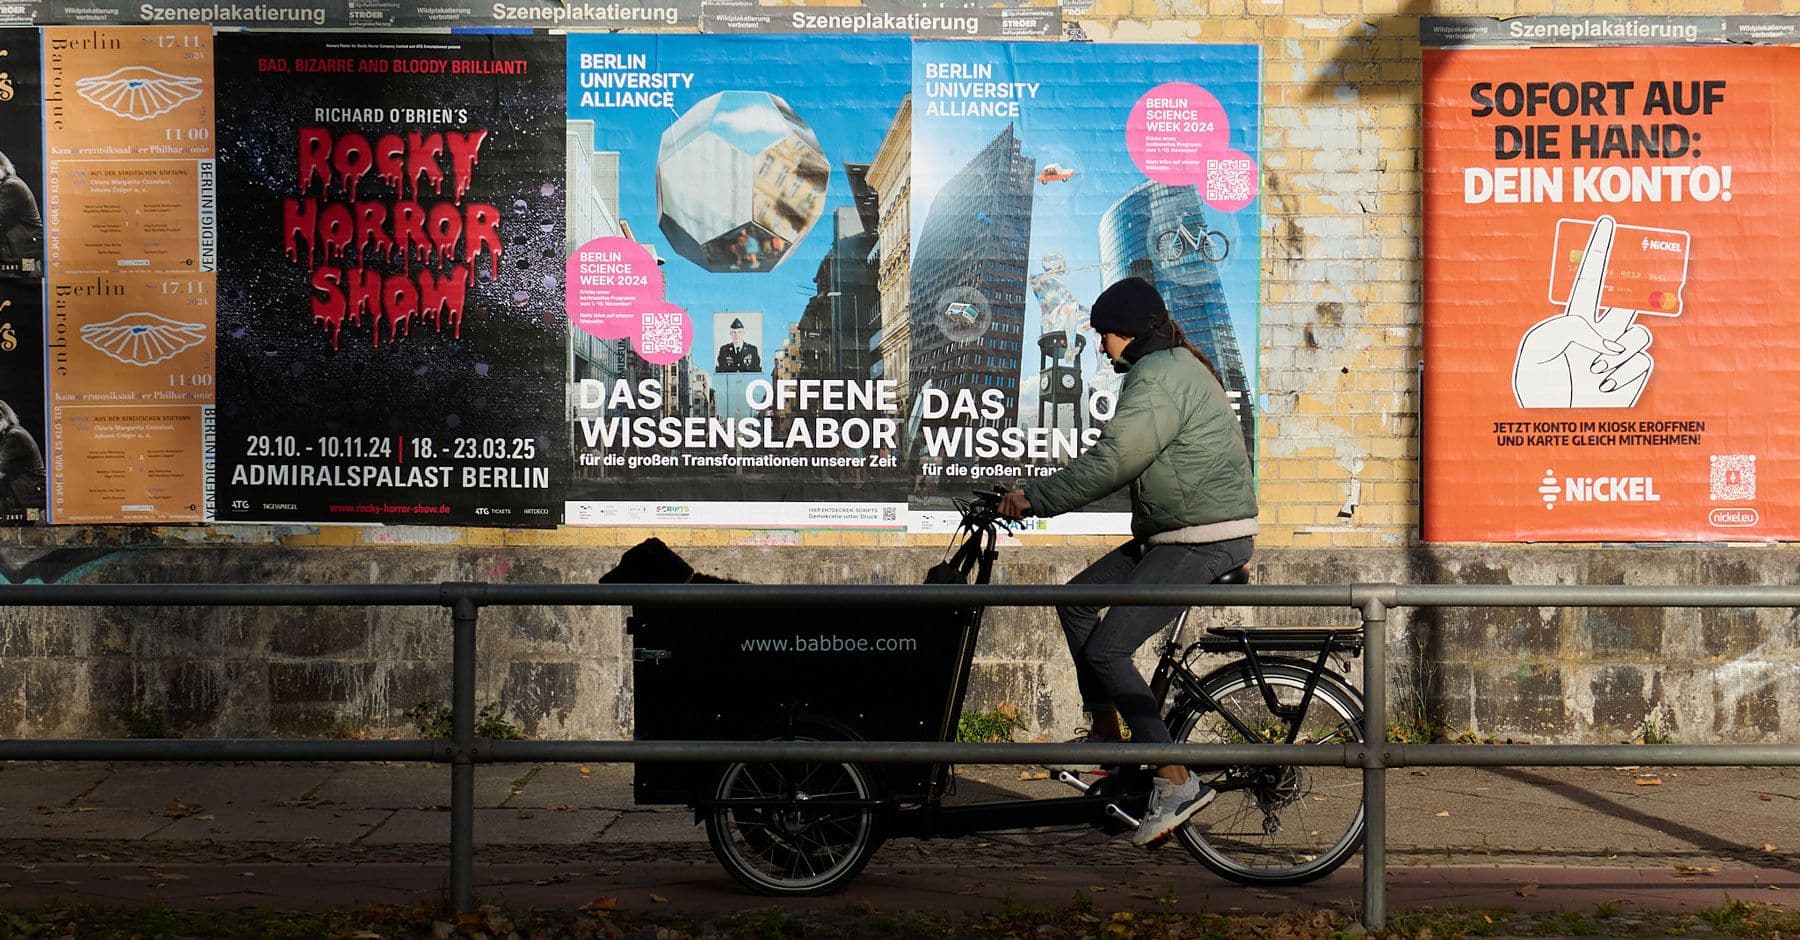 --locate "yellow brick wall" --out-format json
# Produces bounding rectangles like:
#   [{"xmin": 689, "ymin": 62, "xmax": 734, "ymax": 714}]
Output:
[{"xmin": 81, "ymin": 1, "xmax": 1796, "ymax": 556}]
